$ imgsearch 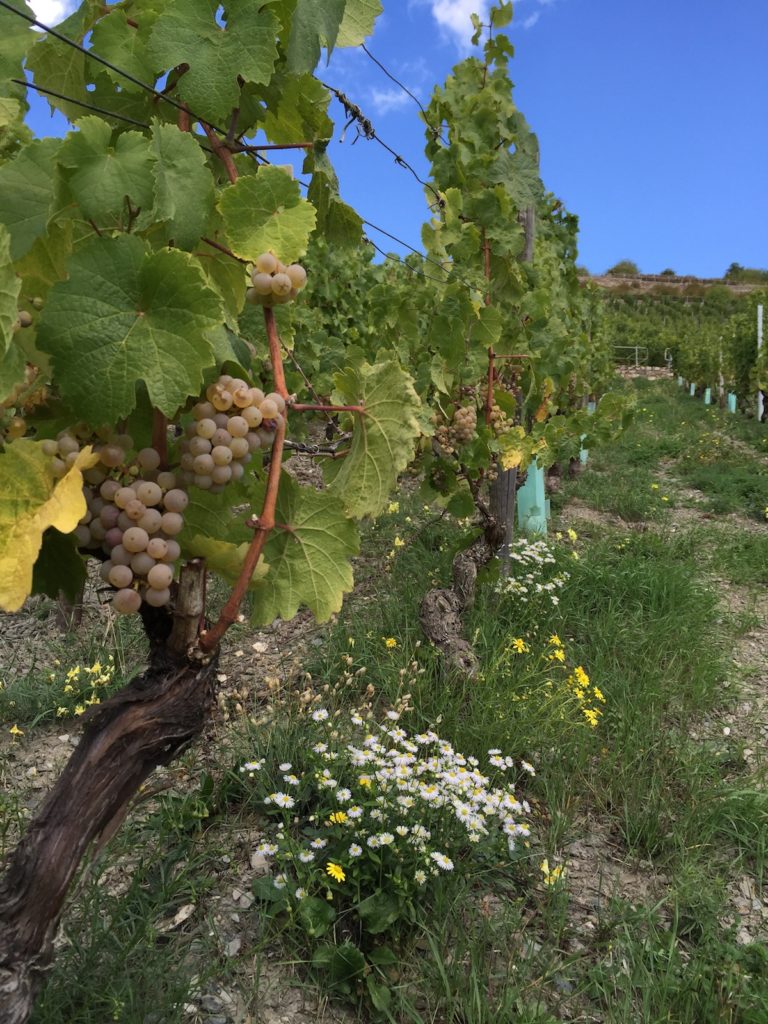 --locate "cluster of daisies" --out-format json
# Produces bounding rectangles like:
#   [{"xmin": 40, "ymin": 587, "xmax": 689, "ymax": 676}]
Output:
[
  {"xmin": 493, "ymin": 537, "xmax": 571, "ymax": 606},
  {"xmin": 240, "ymin": 706, "xmax": 536, "ymax": 905}
]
